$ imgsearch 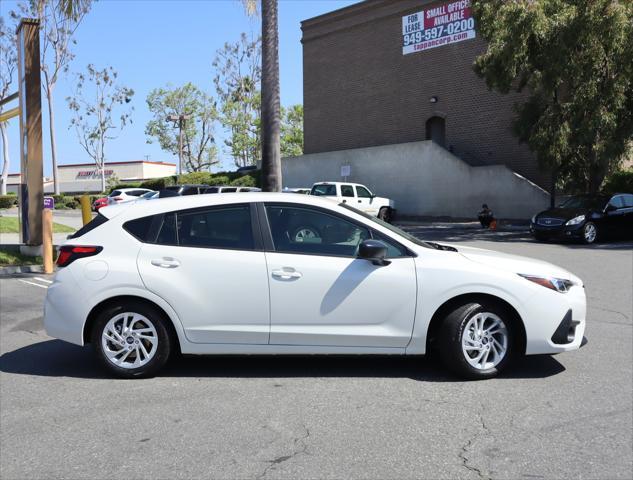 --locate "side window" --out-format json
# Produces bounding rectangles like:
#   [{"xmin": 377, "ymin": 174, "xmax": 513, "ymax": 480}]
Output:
[
  {"xmin": 156, "ymin": 213, "xmax": 177, "ymax": 245},
  {"xmin": 356, "ymin": 186, "xmax": 372, "ymax": 198},
  {"xmin": 310, "ymin": 184, "xmax": 337, "ymax": 196},
  {"xmin": 177, "ymin": 205, "xmax": 254, "ymax": 250},
  {"xmin": 610, "ymin": 195, "xmax": 625, "ymax": 208},
  {"xmin": 110, "ymin": 190, "xmax": 121, "ymax": 197},
  {"xmin": 371, "ymin": 231, "xmax": 407, "ymax": 258},
  {"xmin": 222, "ymin": 187, "xmax": 238, "ymax": 193},
  {"xmin": 622, "ymin": 194, "xmax": 633, "ymax": 208},
  {"xmin": 341, "ymin": 185, "xmax": 355, "ymax": 197},
  {"xmin": 182, "ymin": 187, "xmax": 197, "ymax": 196},
  {"xmin": 265, "ymin": 205, "xmax": 370, "ymax": 257},
  {"xmin": 123, "ymin": 215, "xmax": 154, "ymax": 241}
]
